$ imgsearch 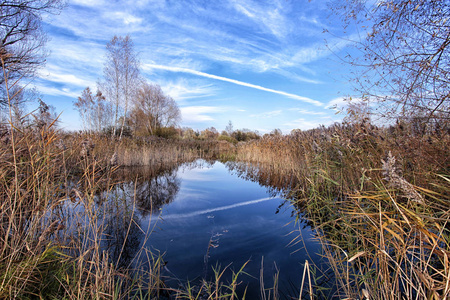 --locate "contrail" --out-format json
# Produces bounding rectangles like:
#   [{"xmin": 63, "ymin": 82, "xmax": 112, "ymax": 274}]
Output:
[
  {"xmin": 161, "ymin": 197, "xmax": 276, "ymax": 219},
  {"xmin": 144, "ymin": 64, "xmax": 323, "ymax": 106}
]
